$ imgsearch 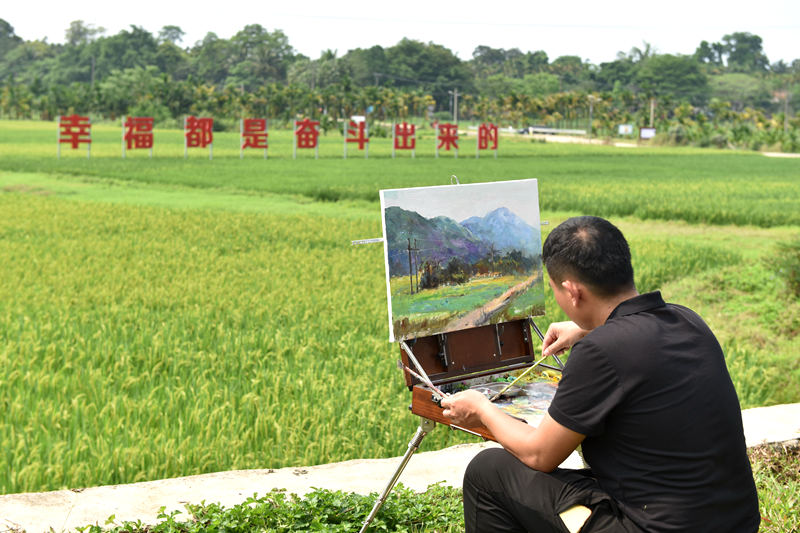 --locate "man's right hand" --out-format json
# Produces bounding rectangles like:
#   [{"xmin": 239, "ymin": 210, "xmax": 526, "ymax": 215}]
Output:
[{"xmin": 542, "ymin": 321, "xmax": 590, "ymax": 357}]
